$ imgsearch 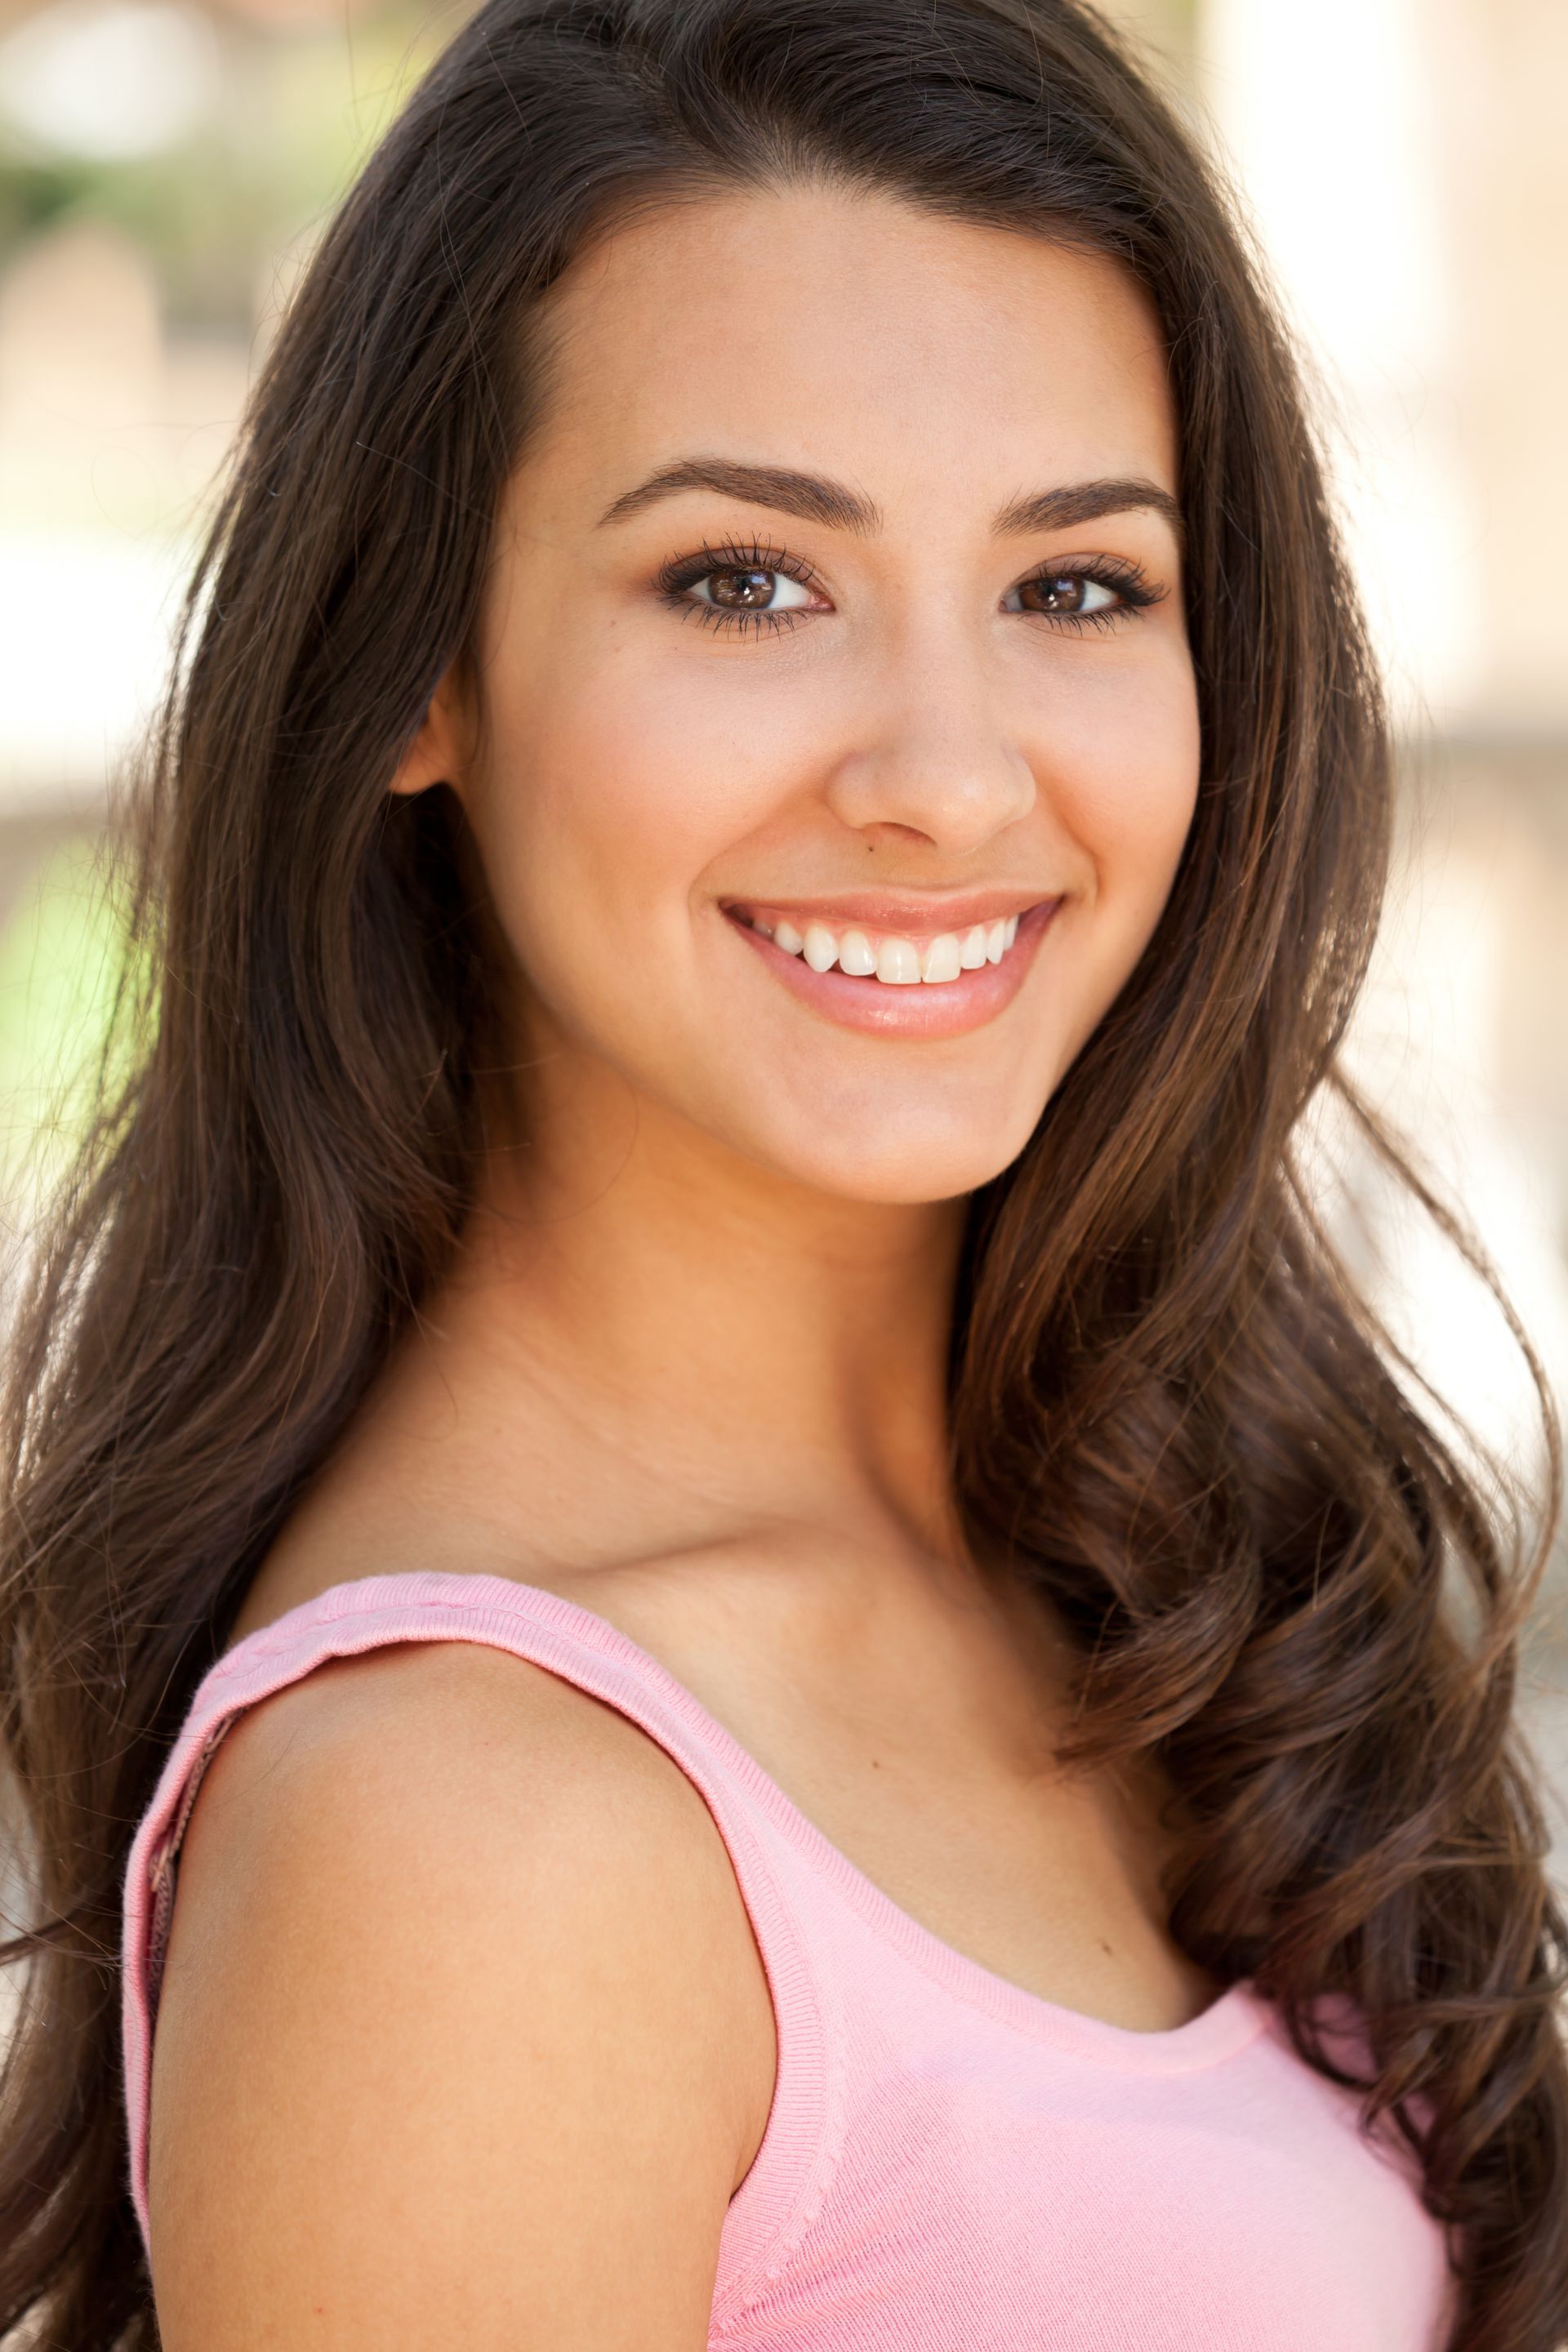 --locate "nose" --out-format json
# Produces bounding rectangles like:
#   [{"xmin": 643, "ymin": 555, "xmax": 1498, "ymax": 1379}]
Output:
[{"xmin": 818, "ymin": 629, "xmax": 1037, "ymax": 858}]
